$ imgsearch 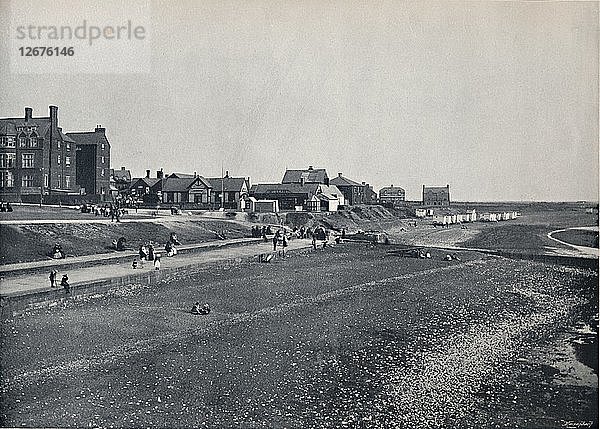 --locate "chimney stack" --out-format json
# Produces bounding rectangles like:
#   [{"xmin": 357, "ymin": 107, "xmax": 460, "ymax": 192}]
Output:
[
  {"xmin": 24, "ymin": 107, "xmax": 33, "ymax": 122},
  {"xmin": 308, "ymin": 165, "xmax": 314, "ymax": 171},
  {"xmin": 146, "ymin": 169, "xmax": 150, "ymax": 178},
  {"xmin": 121, "ymin": 166, "xmax": 125, "ymax": 170},
  {"xmin": 338, "ymin": 172, "xmax": 342, "ymax": 177},
  {"xmin": 49, "ymin": 105, "xmax": 58, "ymax": 125},
  {"xmin": 157, "ymin": 168, "xmax": 164, "ymax": 179},
  {"xmin": 95, "ymin": 125, "xmax": 106, "ymax": 134},
  {"xmin": 225, "ymin": 170, "xmax": 229, "ymax": 178}
]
